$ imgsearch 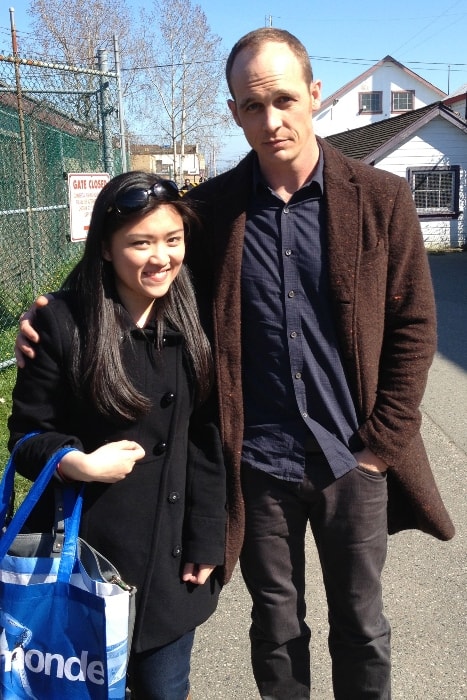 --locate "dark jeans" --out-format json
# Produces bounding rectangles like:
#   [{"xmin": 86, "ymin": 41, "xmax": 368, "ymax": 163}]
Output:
[
  {"xmin": 240, "ymin": 462, "xmax": 391, "ymax": 700},
  {"xmin": 129, "ymin": 629, "xmax": 194, "ymax": 700}
]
